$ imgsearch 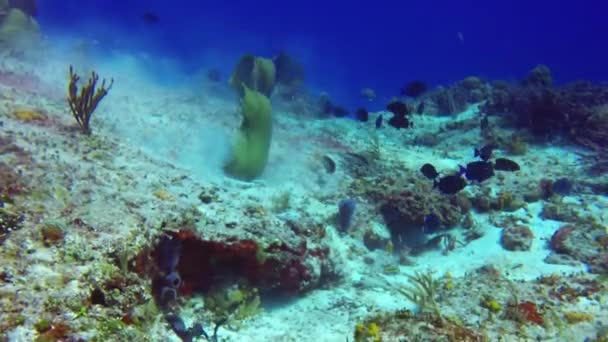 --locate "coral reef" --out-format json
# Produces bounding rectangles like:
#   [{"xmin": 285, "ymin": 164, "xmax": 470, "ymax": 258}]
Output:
[
  {"xmin": 500, "ymin": 225, "xmax": 534, "ymax": 251},
  {"xmin": 481, "ymin": 66, "xmax": 608, "ymax": 173},
  {"xmin": 0, "ymin": 207, "xmax": 24, "ymax": 244},
  {"xmin": 353, "ymin": 310, "xmax": 486, "ymax": 342},
  {"xmin": 548, "ymin": 223, "xmax": 608, "ymax": 274},
  {"xmin": 140, "ymin": 227, "xmax": 337, "ymax": 301},
  {"xmin": 379, "ymin": 183, "xmax": 467, "ymax": 251},
  {"xmin": 428, "ymin": 76, "xmax": 490, "ymax": 115},
  {"xmin": 2, "ymin": 39, "xmax": 608, "ymax": 341}
]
